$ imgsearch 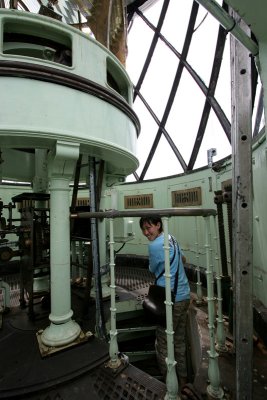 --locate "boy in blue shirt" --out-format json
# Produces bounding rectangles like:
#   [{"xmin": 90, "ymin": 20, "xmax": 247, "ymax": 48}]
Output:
[{"xmin": 140, "ymin": 215, "xmax": 190, "ymax": 387}]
